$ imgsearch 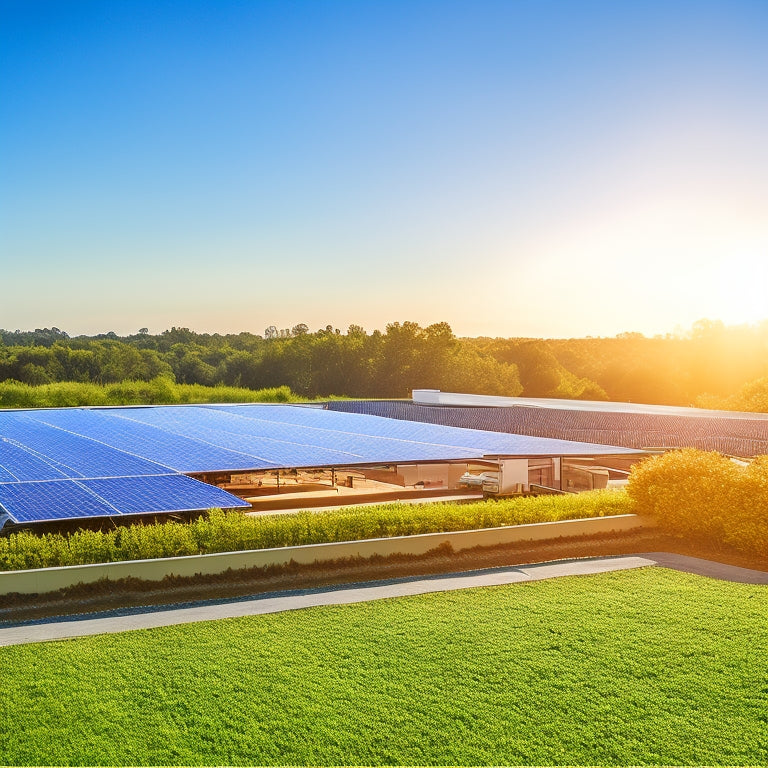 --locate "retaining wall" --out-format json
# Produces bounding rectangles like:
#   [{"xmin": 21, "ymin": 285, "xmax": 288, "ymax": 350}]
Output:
[{"xmin": 0, "ymin": 514, "xmax": 651, "ymax": 596}]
